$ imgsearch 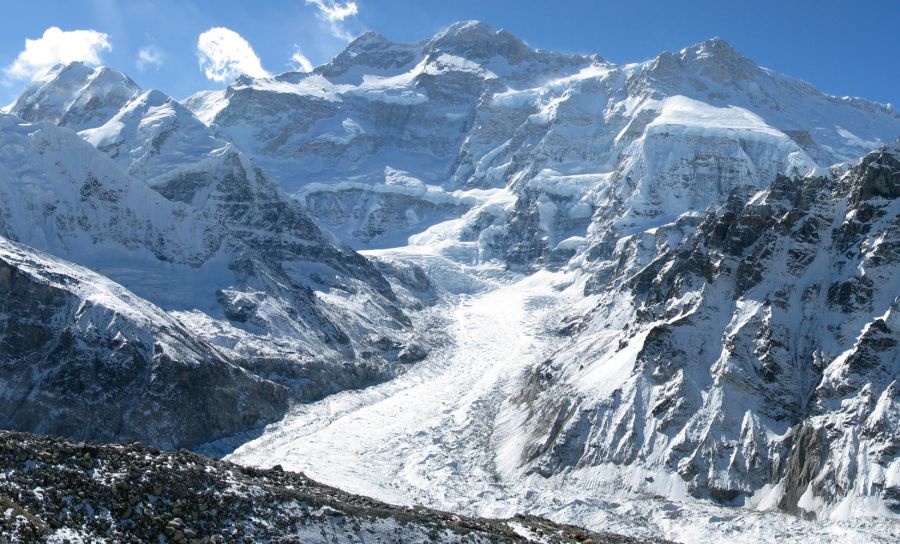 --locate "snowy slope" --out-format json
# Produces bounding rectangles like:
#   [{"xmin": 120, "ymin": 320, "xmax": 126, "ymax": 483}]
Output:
[
  {"xmin": 0, "ymin": 99, "xmax": 417, "ymax": 405},
  {"xmin": 0, "ymin": 235, "xmax": 288, "ymax": 449},
  {"xmin": 0, "ymin": 113, "xmax": 210, "ymax": 269},
  {"xmin": 181, "ymin": 21, "xmax": 597, "ymax": 247},
  {"xmin": 7, "ymin": 60, "xmax": 425, "ymax": 354}
]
